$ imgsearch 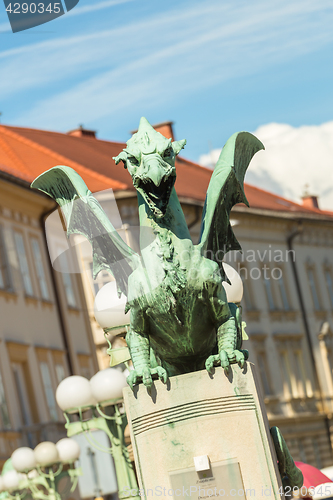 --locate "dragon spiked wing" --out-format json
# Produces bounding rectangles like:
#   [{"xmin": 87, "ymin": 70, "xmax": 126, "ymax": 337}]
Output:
[
  {"xmin": 31, "ymin": 166, "xmax": 140, "ymax": 297},
  {"xmin": 198, "ymin": 132, "xmax": 264, "ymax": 281}
]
